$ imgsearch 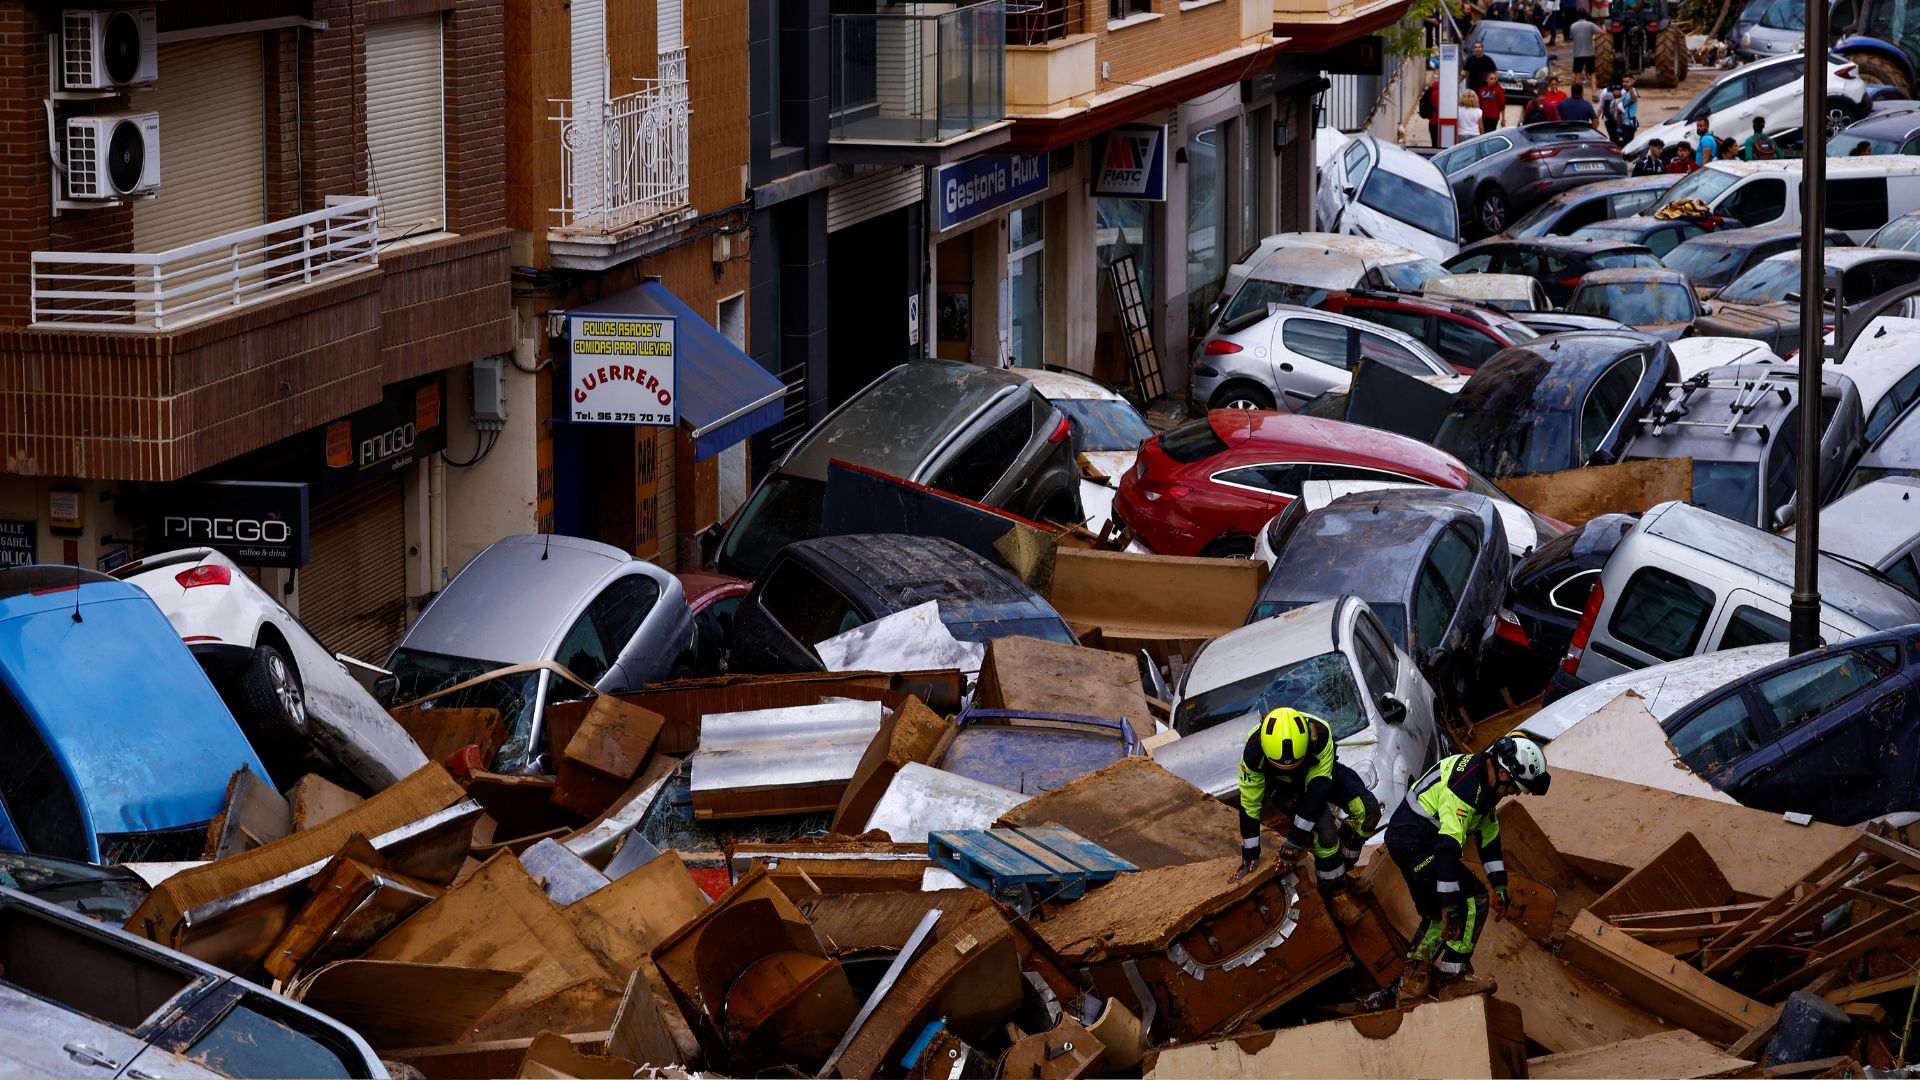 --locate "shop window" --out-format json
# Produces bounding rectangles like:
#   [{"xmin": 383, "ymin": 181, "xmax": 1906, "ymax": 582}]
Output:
[
  {"xmin": 1187, "ymin": 123, "xmax": 1227, "ymax": 343},
  {"xmin": 1242, "ymin": 110, "xmax": 1265, "ymax": 260},
  {"xmin": 1009, "ymin": 205, "xmax": 1046, "ymax": 367},
  {"xmin": 1097, "ymin": 198, "xmax": 1155, "ymax": 329}
]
